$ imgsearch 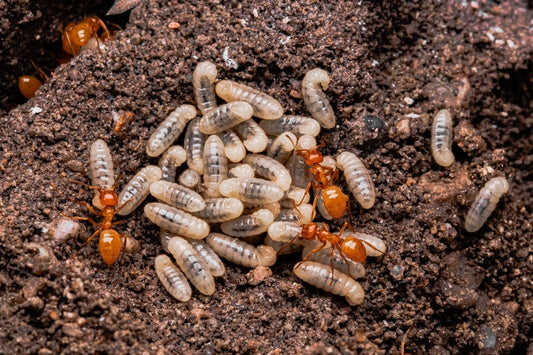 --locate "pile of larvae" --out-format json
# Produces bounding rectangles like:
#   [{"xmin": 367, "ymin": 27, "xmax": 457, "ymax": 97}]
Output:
[{"xmin": 89, "ymin": 61, "xmax": 387, "ymax": 306}]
